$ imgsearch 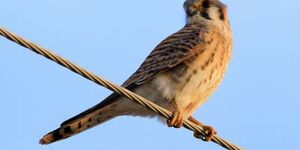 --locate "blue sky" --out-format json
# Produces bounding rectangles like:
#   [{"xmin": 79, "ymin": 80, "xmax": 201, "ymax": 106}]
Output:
[{"xmin": 1, "ymin": 0, "xmax": 299, "ymax": 149}]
